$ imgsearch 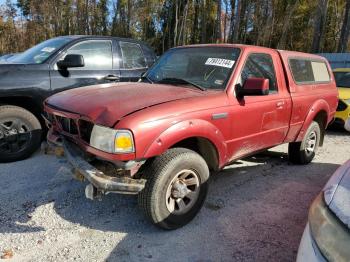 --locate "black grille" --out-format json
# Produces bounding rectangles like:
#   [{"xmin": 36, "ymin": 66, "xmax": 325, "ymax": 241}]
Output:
[
  {"xmin": 79, "ymin": 120, "xmax": 94, "ymax": 143},
  {"xmin": 55, "ymin": 116, "xmax": 78, "ymax": 135},
  {"xmin": 337, "ymin": 100, "xmax": 348, "ymax": 112}
]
